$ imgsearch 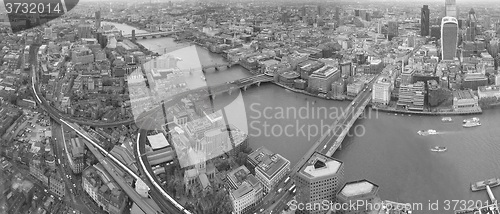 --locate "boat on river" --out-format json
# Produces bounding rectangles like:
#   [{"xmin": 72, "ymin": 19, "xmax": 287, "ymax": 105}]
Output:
[
  {"xmin": 418, "ymin": 129, "xmax": 437, "ymax": 136},
  {"xmin": 430, "ymin": 146, "xmax": 447, "ymax": 152},
  {"xmin": 471, "ymin": 178, "xmax": 500, "ymax": 192}
]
